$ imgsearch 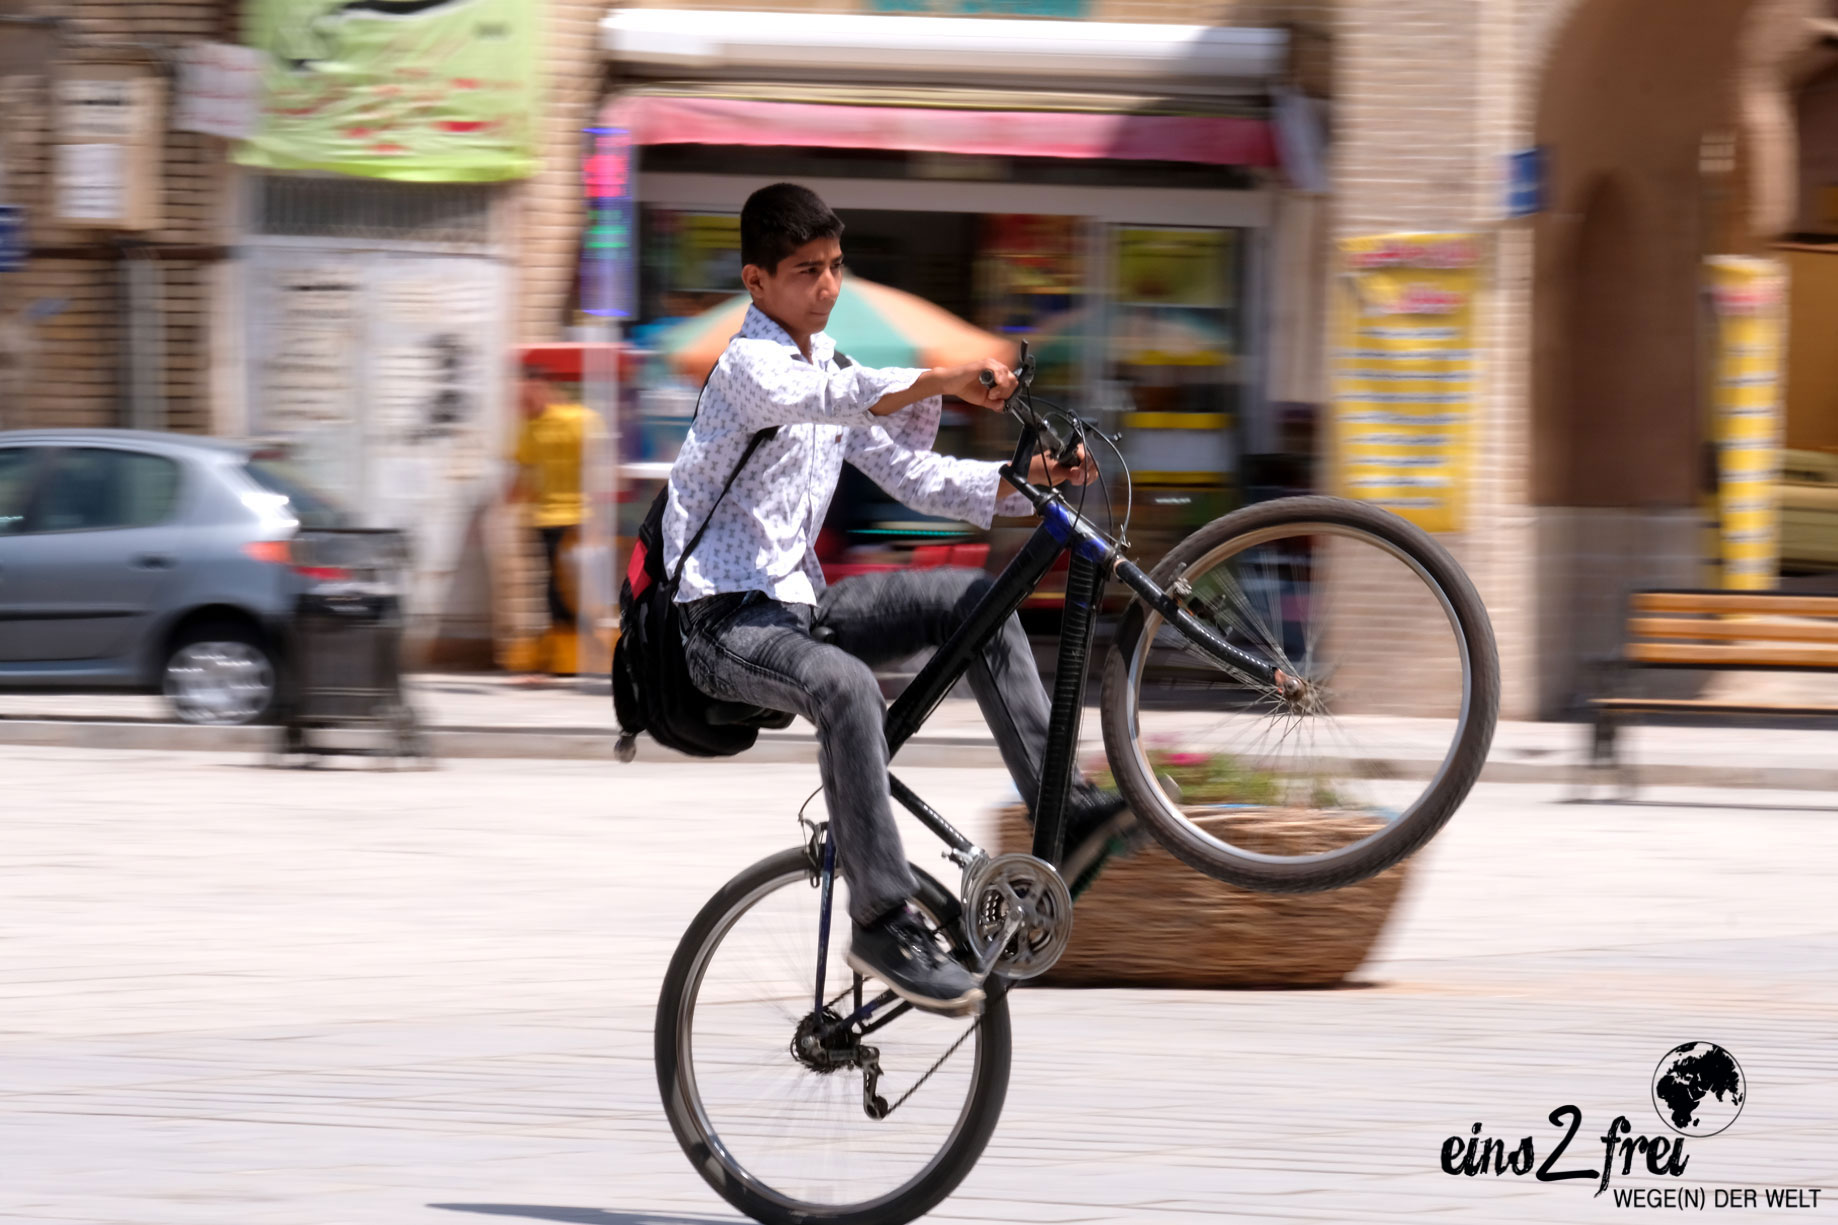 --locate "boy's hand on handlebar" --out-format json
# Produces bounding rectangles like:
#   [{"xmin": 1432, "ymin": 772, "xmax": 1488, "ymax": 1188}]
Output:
[
  {"xmin": 1030, "ymin": 445, "xmax": 1096, "ymax": 488},
  {"xmin": 950, "ymin": 358, "xmax": 1015, "ymax": 410}
]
